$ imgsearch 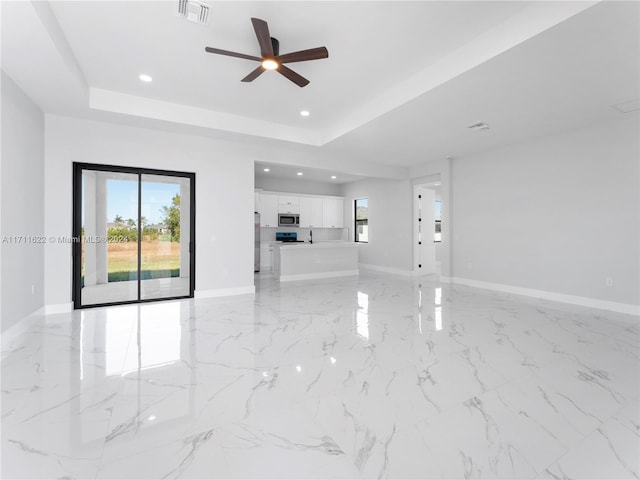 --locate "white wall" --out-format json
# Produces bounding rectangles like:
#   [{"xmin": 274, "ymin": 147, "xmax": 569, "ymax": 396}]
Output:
[
  {"xmin": 341, "ymin": 178, "xmax": 413, "ymax": 273},
  {"xmin": 451, "ymin": 116, "xmax": 639, "ymax": 308},
  {"xmin": 255, "ymin": 176, "xmax": 342, "ymax": 196},
  {"xmin": 1, "ymin": 72, "xmax": 45, "ymax": 331},
  {"xmin": 44, "ymin": 115, "xmax": 255, "ymax": 309}
]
